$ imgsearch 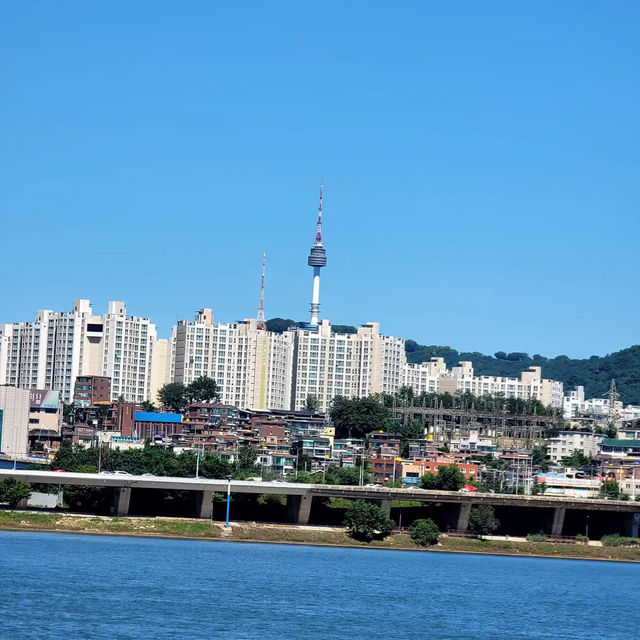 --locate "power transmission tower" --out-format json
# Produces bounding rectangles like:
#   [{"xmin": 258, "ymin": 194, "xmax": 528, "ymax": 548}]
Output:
[{"xmin": 605, "ymin": 379, "xmax": 620, "ymax": 438}]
